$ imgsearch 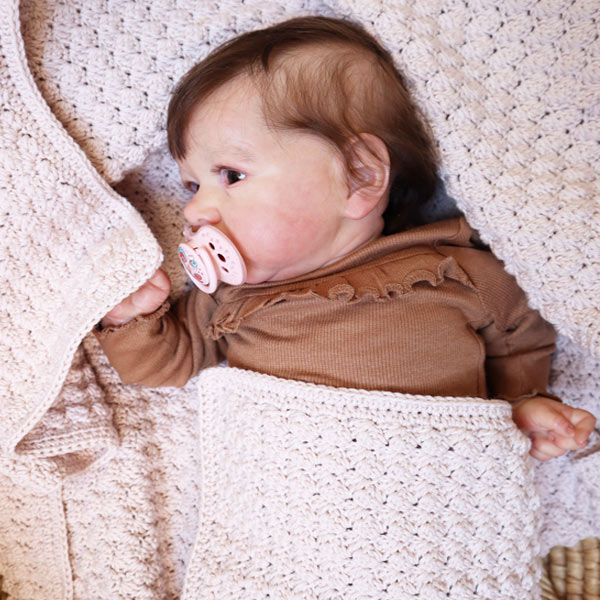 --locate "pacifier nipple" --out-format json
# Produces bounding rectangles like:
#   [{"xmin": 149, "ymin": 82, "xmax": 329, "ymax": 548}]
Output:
[{"xmin": 178, "ymin": 225, "xmax": 247, "ymax": 293}]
